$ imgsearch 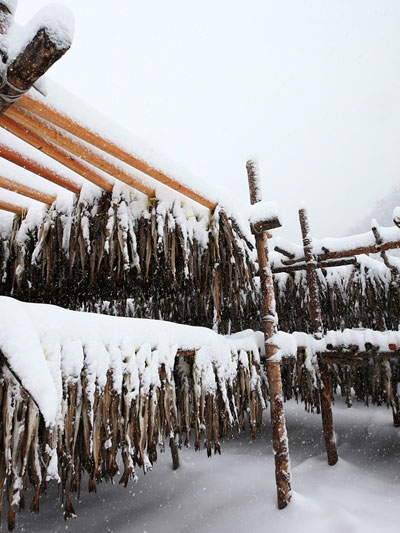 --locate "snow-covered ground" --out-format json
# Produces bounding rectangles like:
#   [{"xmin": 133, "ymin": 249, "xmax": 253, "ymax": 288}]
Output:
[{"xmin": 5, "ymin": 399, "xmax": 400, "ymax": 533}]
